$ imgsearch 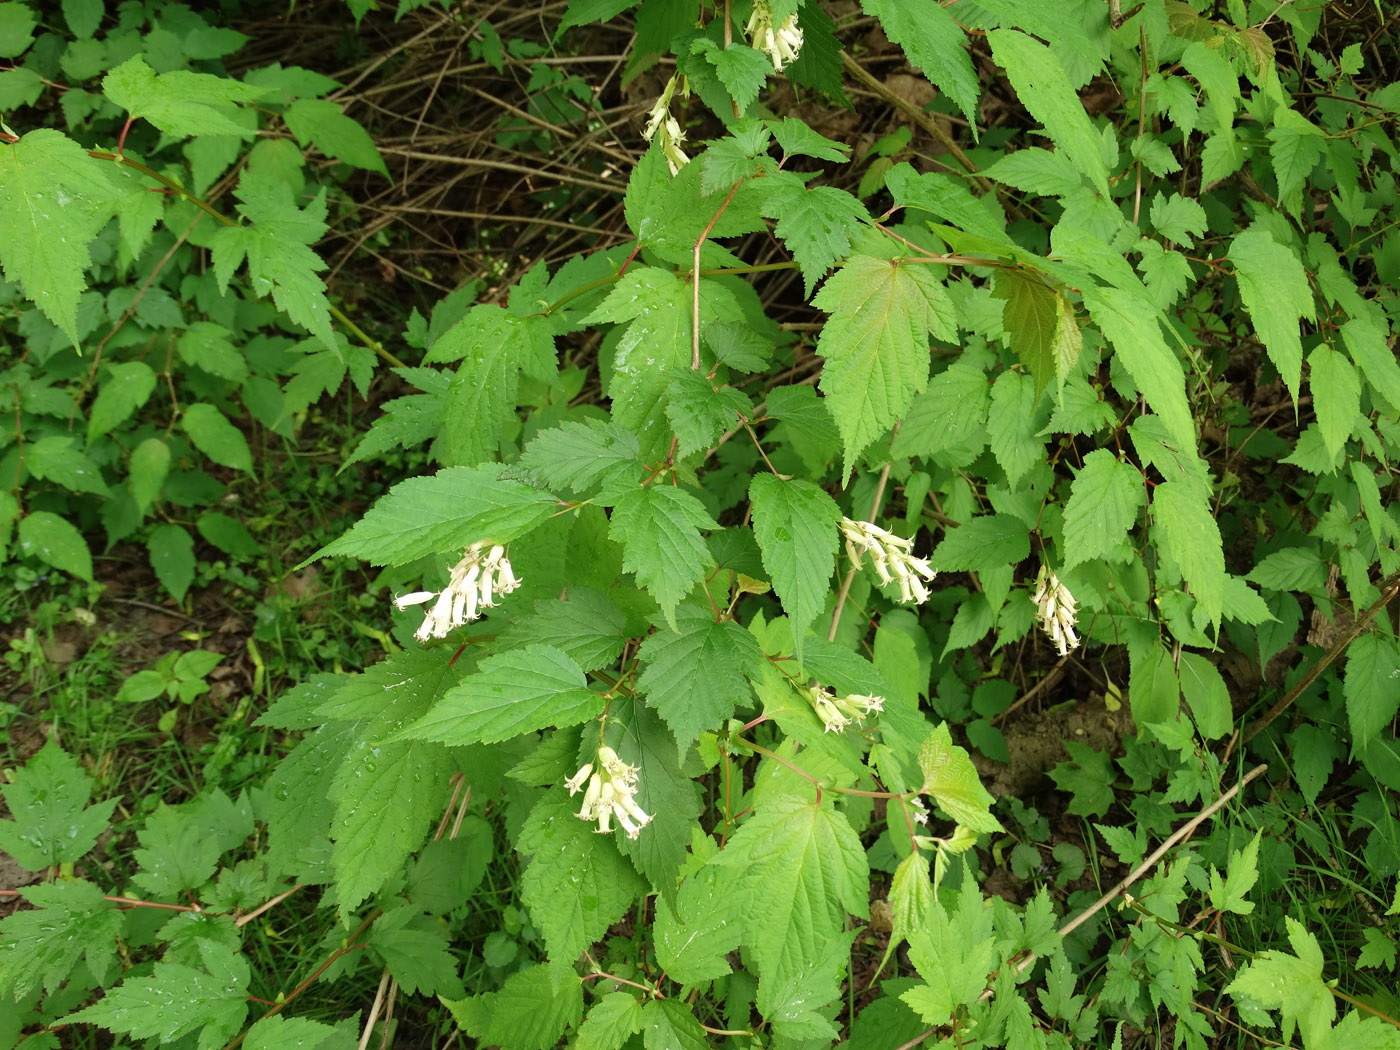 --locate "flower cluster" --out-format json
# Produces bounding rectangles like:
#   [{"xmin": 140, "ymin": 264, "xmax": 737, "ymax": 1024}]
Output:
[
  {"xmin": 745, "ymin": 1, "xmax": 804, "ymax": 71},
  {"xmin": 394, "ymin": 542, "xmax": 521, "ymax": 642},
  {"xmin": 840, "ymin": 518, "xmax": 937, "ymax": 605},
  {"xmin": 642, "ymin": 73, "xmax": 690, "ymax": 175},
  {"xmin": 1031, "ymin": 565, "xmax": 1080, "ymax": 656},
  {"xmin": 566, "ymin": 746, "xmax": 653, "ymax": 839},
  {"xmin": 803, "ymin": 685, "xmax": 885, "ymax": 733}
]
